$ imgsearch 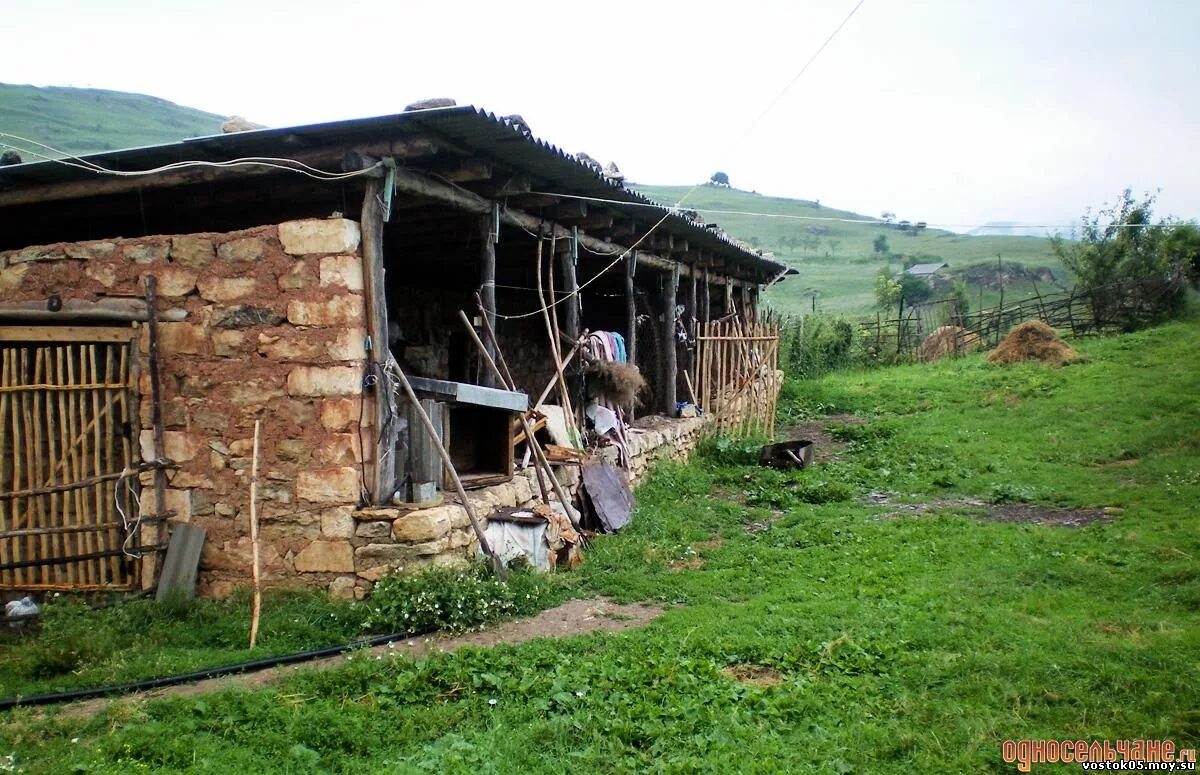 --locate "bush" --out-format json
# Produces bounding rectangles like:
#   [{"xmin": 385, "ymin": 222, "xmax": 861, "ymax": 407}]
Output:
[{"xmin": 359, "ymin": 564, "xmax": 557, "ymax": 636}]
